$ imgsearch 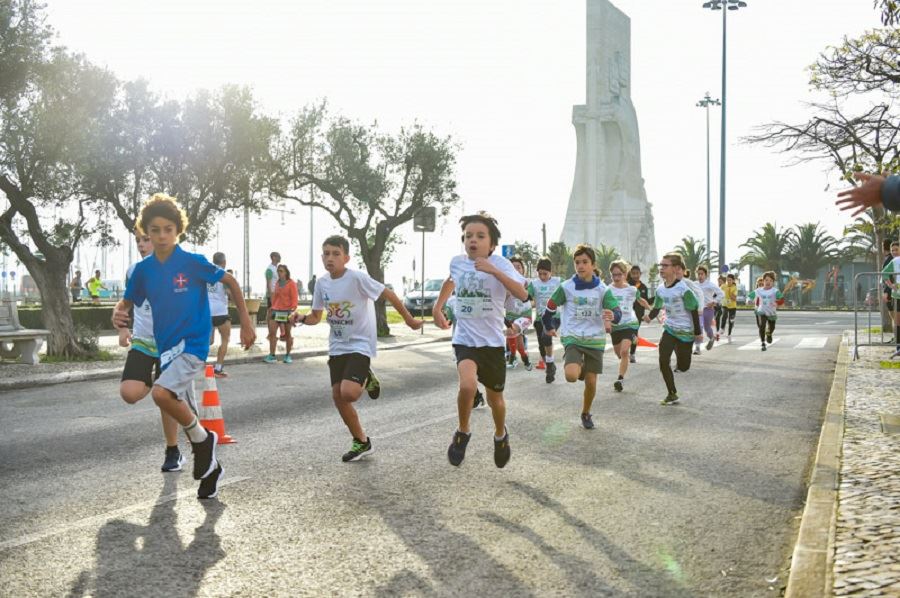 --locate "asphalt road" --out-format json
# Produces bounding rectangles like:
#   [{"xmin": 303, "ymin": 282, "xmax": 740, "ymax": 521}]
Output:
[{"xmin": 0, "ymin": 311, "xmax": 851, "ymax": 596}]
